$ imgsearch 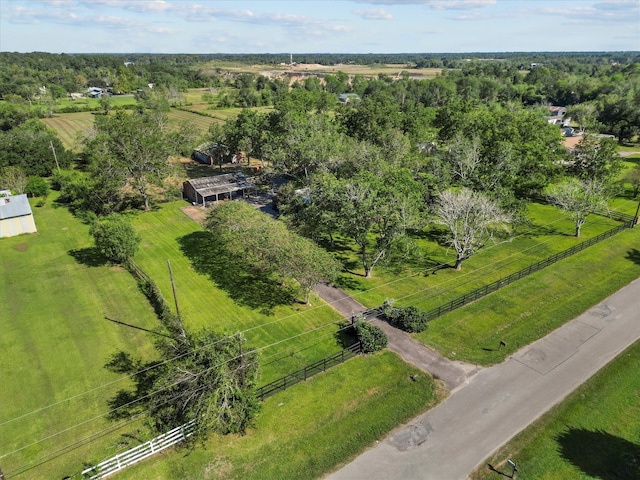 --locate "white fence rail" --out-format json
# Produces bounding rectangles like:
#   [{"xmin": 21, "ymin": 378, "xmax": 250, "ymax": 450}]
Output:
[{"xmin": 81, "ymin": 422, "xmax": 195, "ymax": 479}]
